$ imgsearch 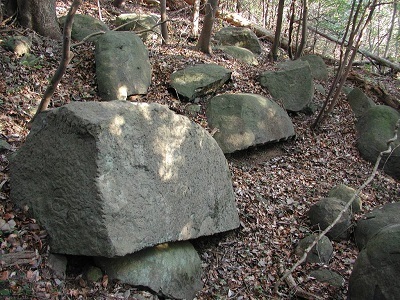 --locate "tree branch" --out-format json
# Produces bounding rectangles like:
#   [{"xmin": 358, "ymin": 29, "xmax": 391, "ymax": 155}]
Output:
[
  {"xmin": 27, "ymin": 0, "xmax": 82, "ymax": 128},
  {"xmin": 274, "ymin": 117, "xmax": 400, "ymax": 298}
]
